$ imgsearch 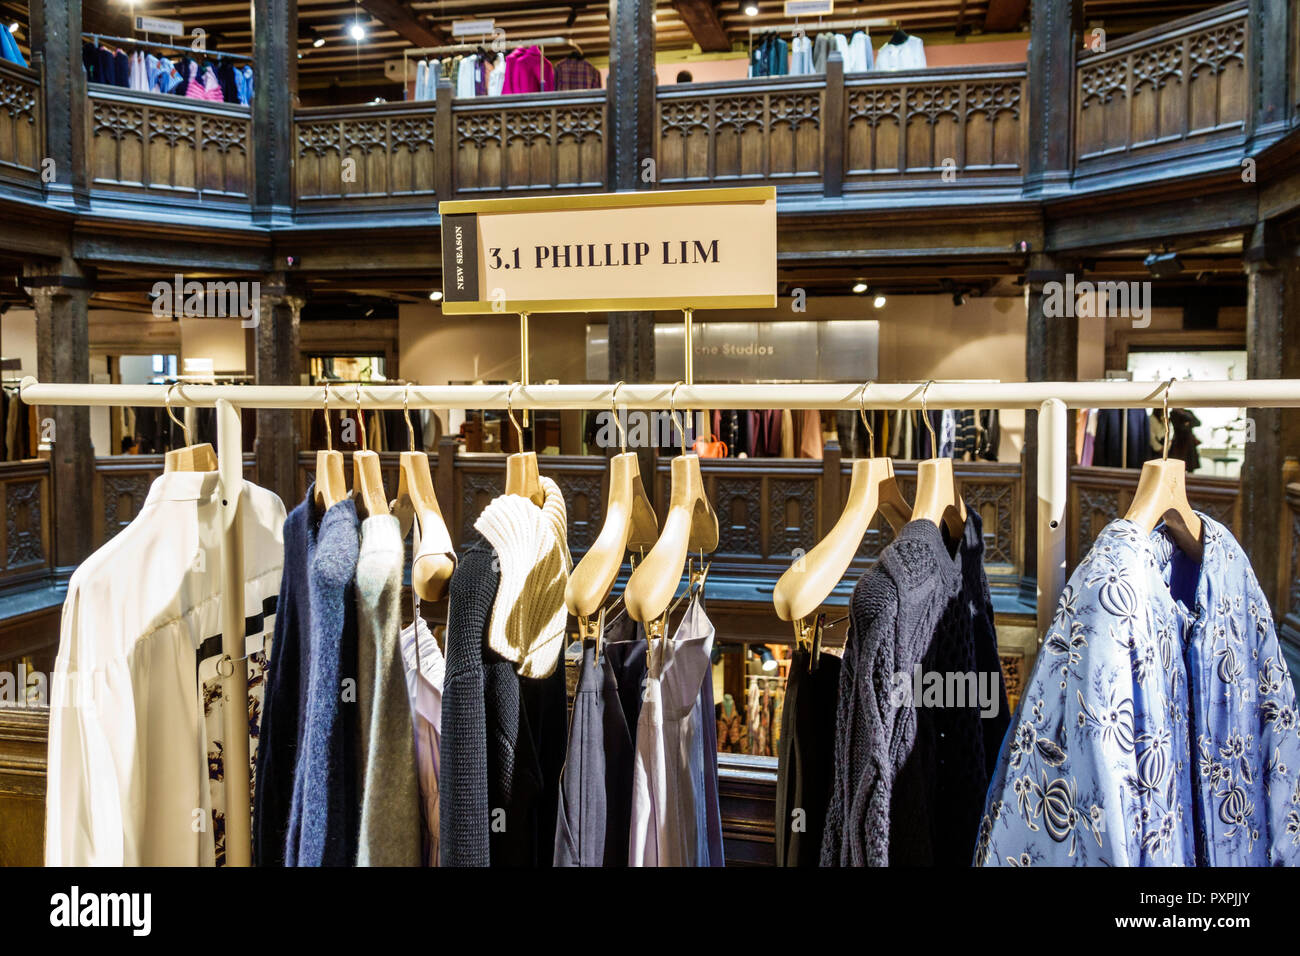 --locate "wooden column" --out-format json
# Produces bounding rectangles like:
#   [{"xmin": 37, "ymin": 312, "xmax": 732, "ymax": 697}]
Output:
[
  {"xmin": 252, "ymin": 0, "xmax": 297, "ymax": 222},
  {"xmin": 1025, "ymin": 0, "xmax": 1080, "ymax": 193},
  {"xmin": 29, "ymin": 0, "xmax": 88, "ymax": 208},
  {"xmin": 23, "ymin": 260, "xmax": 93, "ymax": 574},
  {"xmin": 607, "ymin": 0, "xmax": 659, "ymax": 477},
  {"xmin": 1022, "ymin": 254, "xmax": 1078, "ymax": 604},
  {"xmin": 254, "ymin": 273, "xmax": 304, "ymax": 507},
  {"xmin": 1248, "ymin": 0, "xmax": 1291, "ymax": 144},
  {"xmin": 608, "ymin": 311, "xmax": 657, "ymax": 483},
  {"xmin": 608, "ymin": 0, "xmax": 657, "ymax": 193},
  {"xmin": 434, "ymin": 77, "xmax": 454, "ymax": 201},
  {"xmin": 823, "ymin": 54, "xmax": 845, "ymax": 199},
  {"xmin": 1242, "ymin": 222, "xmax": 1300, "ymax": 620}
]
